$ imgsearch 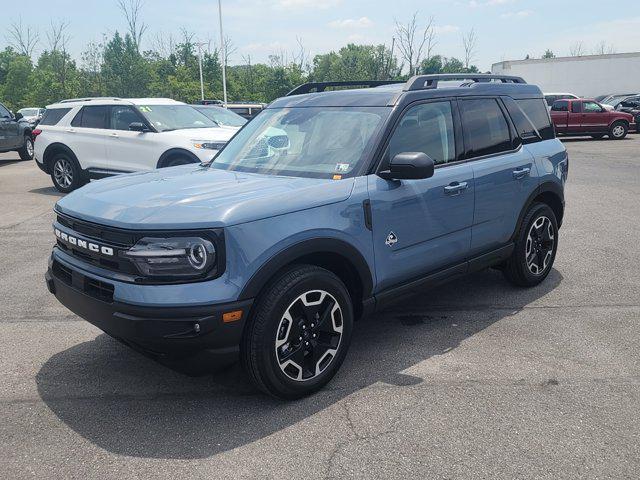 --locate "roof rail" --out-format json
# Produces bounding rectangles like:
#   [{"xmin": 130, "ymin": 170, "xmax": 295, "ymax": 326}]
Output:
[
  {"xmin": 58, "ymin": 97, "xmax": 123, "ymax": 103},
  {"xmin": 404, "ymin": 74, "xmax": 526, "ymax": 91},
  {"xmin": 287, "ymin": 80, "xmax": 403, "ymax": 96}
]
